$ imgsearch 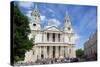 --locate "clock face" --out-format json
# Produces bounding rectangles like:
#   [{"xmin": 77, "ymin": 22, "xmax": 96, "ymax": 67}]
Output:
[
  {"xmin": 68, "ymin": 27, "xmax": 71, "ymax": 30},
  {"xmin": 33, "ymin": 23, "xmax": 36, "ymax": 26}
]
